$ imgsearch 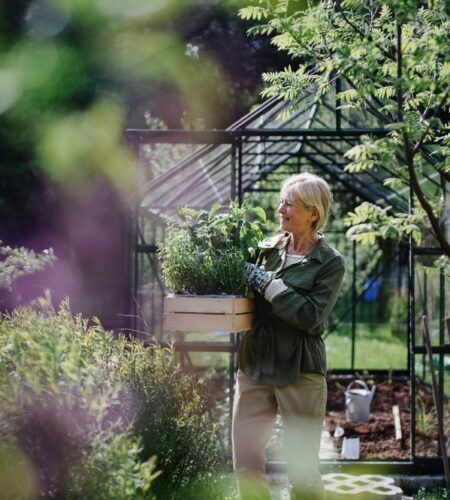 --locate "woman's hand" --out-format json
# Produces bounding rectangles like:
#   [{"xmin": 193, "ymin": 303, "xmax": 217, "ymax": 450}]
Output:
[{"xmin": 244, "ymin": 263, "xmax": 274, "ymax": 294}]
